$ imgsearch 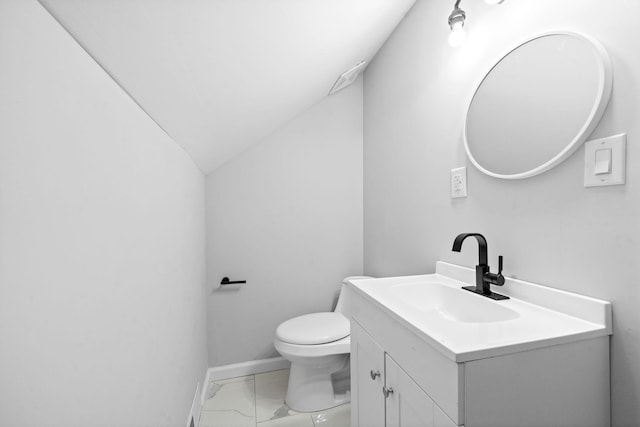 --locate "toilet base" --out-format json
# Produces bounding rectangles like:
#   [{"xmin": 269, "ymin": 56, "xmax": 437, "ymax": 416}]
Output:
[{"xmin": 284, "ymin": 354, "xmax": 351, "ymax": 412}]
